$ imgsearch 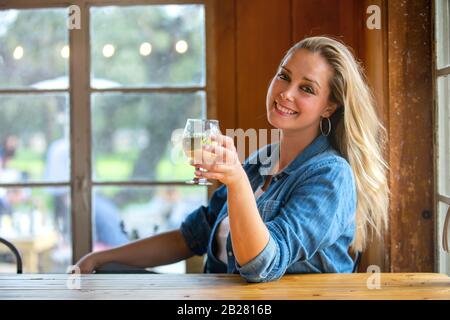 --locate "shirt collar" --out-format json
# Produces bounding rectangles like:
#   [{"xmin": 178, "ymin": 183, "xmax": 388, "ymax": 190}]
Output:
[{"xmin": 258, "ymin": 134, "xmax": 331, "ymax": 176}]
